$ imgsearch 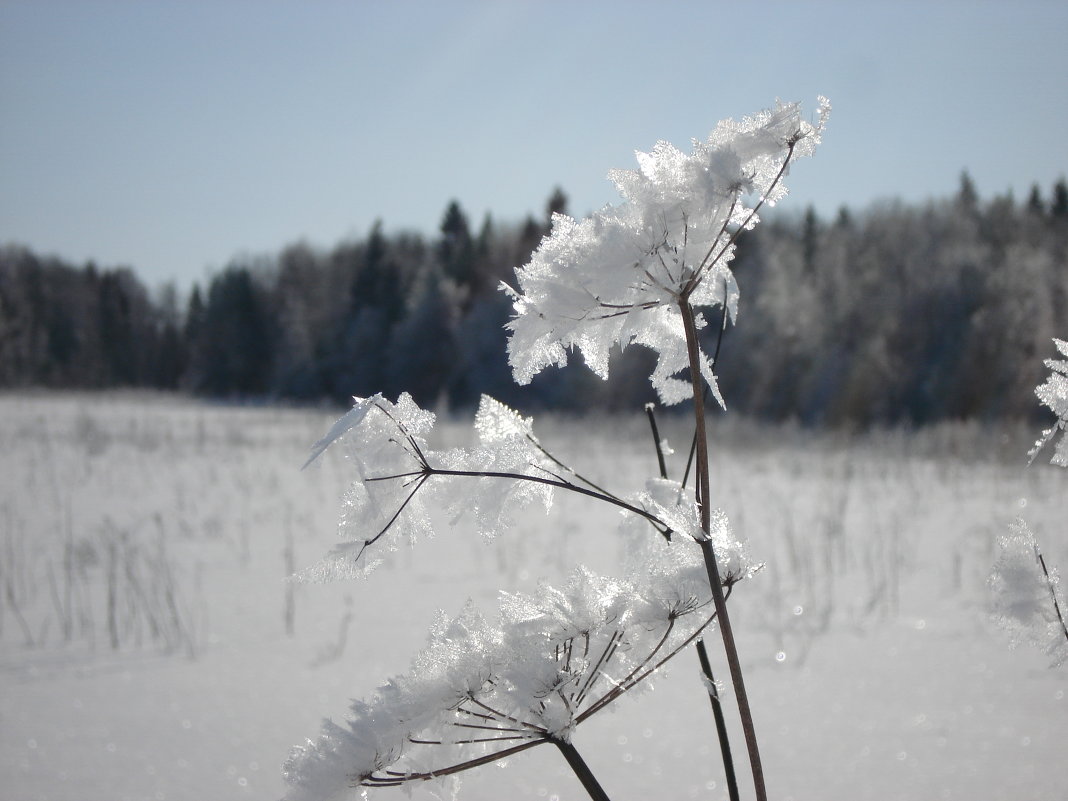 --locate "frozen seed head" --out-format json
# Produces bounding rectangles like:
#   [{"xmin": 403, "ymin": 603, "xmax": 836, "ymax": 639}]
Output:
[
  {"xmin": 505, "ymin": 97, "xmax": 829, "ymax": 406},
  {"xmin": 294, "ymin": 393, "xmax": 555, "ymax": 581},
  {"xmin": 283, "ymin": 565, "xmax": 724, "ymax": 799}
]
